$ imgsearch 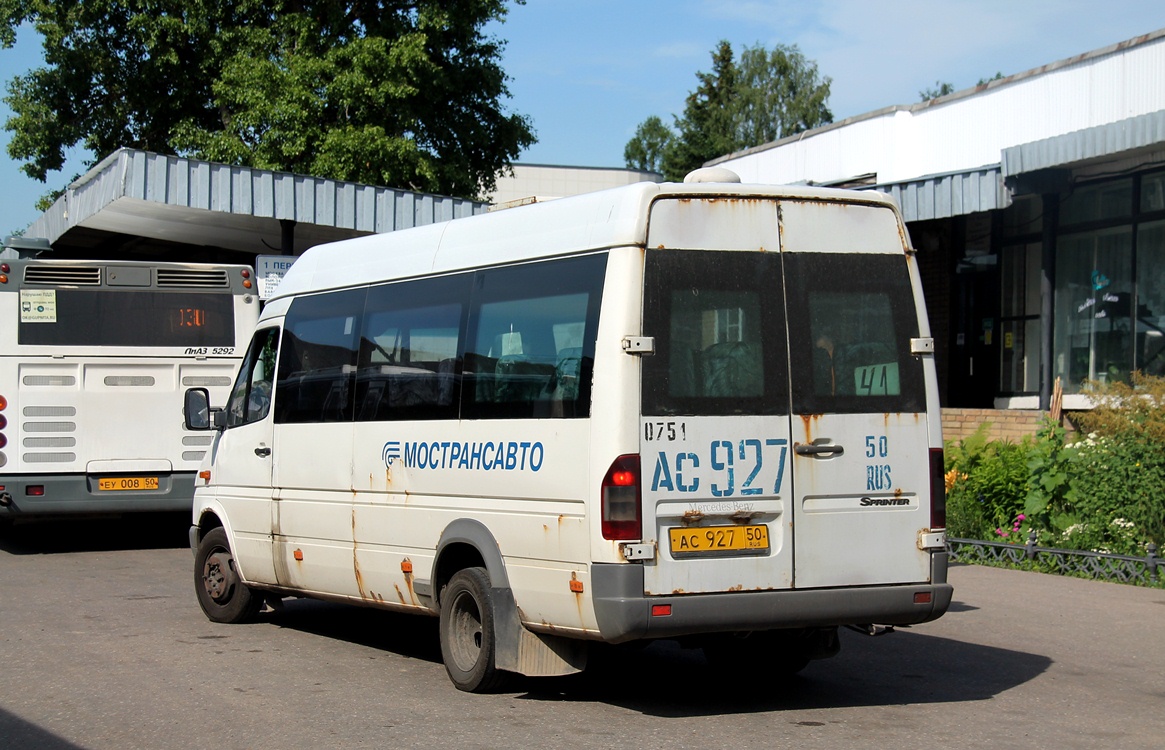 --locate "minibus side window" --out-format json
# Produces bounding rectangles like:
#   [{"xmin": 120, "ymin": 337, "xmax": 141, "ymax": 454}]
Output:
[
  {"xmin": 642, "ymin": 250, "xmax": 788, "ymax": 416},
  {"xmin": 274, "ymin": 288, "xmax": 367, "ymax": 424},
  {"xmin": 785, "ymin": 253, "xmax": 925, "ymax": 415},
  {"xmin": 462, "ymin": 254, "xmax": 606, "ymax": 419},
  {"xmin": 223, "ymin": 327, "xmax": 279, "ymax": 428},
  {"xmin": 355, "ymin": 274, "xmax": 471, "ymax": 422}
]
